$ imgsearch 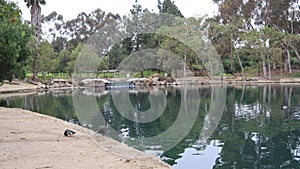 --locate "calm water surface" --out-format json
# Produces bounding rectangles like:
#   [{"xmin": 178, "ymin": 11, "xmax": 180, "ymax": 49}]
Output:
[{"xmin": 1, "ymin": 85, "xmax": 300, "ymax": 169}]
